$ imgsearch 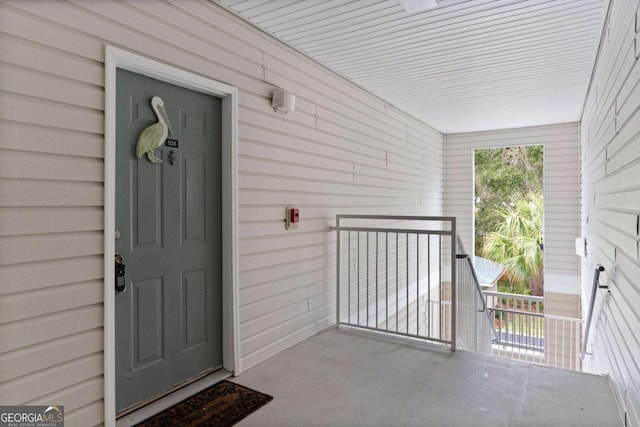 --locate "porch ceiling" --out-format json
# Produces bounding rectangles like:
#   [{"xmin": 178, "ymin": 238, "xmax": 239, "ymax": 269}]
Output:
[{"xmin": 218, "ymin": 0, "xmax": 607, "ymax": 133}]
